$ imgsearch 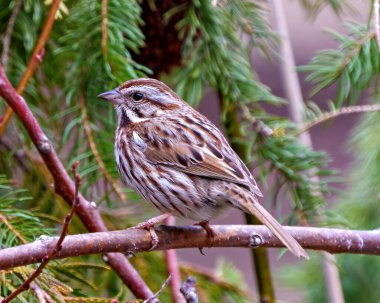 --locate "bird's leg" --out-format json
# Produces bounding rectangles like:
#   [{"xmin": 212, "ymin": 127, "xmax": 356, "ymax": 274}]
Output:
[
  {"xmin": 129, "ymin": 213, "xmax": 170, "ymax": 250},
  {"xmin": 195, "ymin": 220, "xmax": 215, "ymax": 238},
  {"xmin": 195, "ymin": 220, "xmax": 215, "ymax": 254}
]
